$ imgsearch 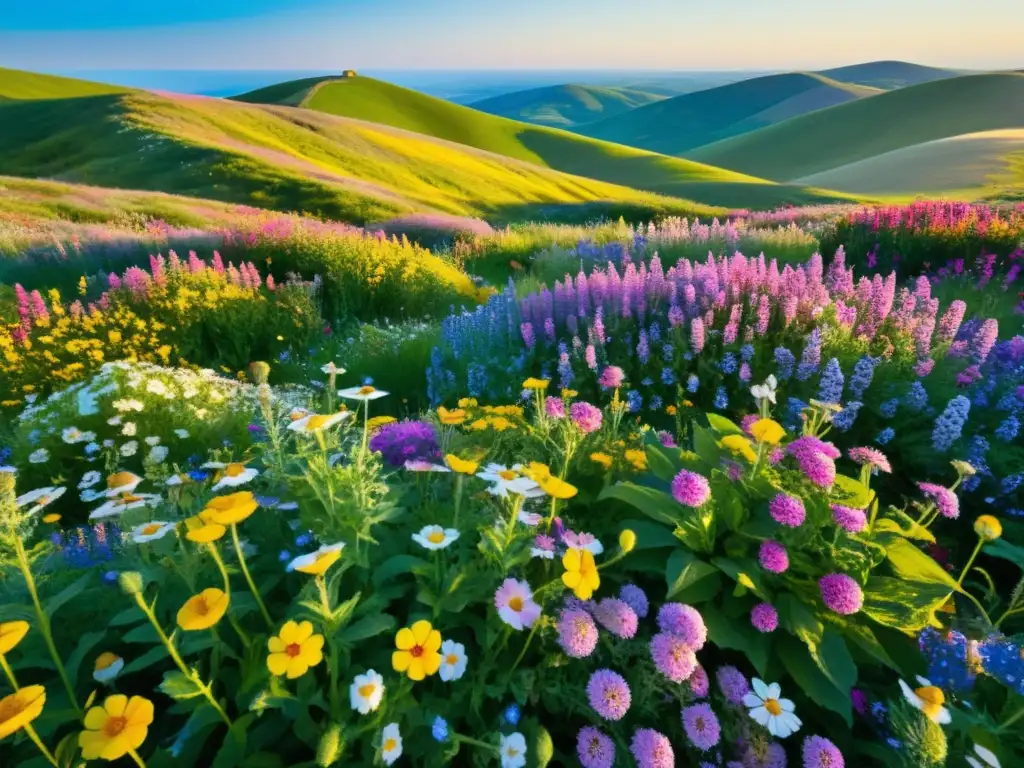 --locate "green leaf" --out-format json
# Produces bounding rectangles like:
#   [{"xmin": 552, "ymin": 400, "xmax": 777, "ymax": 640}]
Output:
[
  {"xmin": 665, "ymin": 549, "xmax": 720, "ymax": 602},
  {"xmin": 338, "ymin": 614, "xmax": 395, "ymax": 644},
  {"xmin": 709, "ymin": 477, "xmax": 744, "ymax": 531},
  {"xmin": 45, "ymin": 574, "xmax": 92, "ymax": 618},
  {"xmin": 873, "ymin": 517, "xmax": 935, "ymax": 543},
  {"xmin": 599, "ymin": 482, "xmax": 680, "ymax": 527},
  {"xmin": 65, "ymin": 630, "xmax": 107, "ymax": 686},
  {"xmin": 836, "ymin": 619, "xmax": 898, "ymax": 670},
  {"xmin": 107, "ymin": 606, "xmax": 144, "ymax": 627},
  {"xmin": 122, "ymin": 623, "xmax": 160, "ymax": 644},
  {"xmin": 986, "ymin": 539, "xmax": 1024, "ymax": 570},
  {"xmin": 861, "ymin": 576, "xmax": 951, "ymax": 633},
  {"xmin": 775, "ymin": 633, "xmax": 853, "ymax": 725},
  {"xmin": 617, "ymin": 519, "xmax": 675, "ymax": 550},
  {"xmin": 809, "ymin": 630, "xmax": 858, "ymax": 695},
  {"xmin": 711, "ymin": 557, "xmax": 768, "ymax": 600},
  {"xmin": 644, "ymin": 443, "xmax": 678, "ymax": 482},
  {"xmin": 881, "ymin": 536, "xmax": 957, "ymax": 589},
  {"xmin": 214, "ymin": 713, "xmax": 256, "ymax": 768},
  {"xmin": 830, "ymin": 475, "xmax": 872, "ymax": 509},
  {"xmin": 775, "ymin": 593, "xmax": 823, "ymax": 650},
  {"xmin": 702, "ymin": 604, "xmax": 769, "ymax": 676},
  {"xmin": 372, "ymin": 555, "xmax": 428, "ymax": 588},
  {"xmin": 121, "ymin": 645, "xmax": 171, "ymax": 676},
  {"xmin": 159, "ymin": 670, "xmax": 206, "ymax": 700},
  {"xmin": 706, "ymin": 414, "xmax": 744, "ymax": 435},
  {"xmin": 692, "ymin": 425, "xmax": 722, "ymax": 465}
]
